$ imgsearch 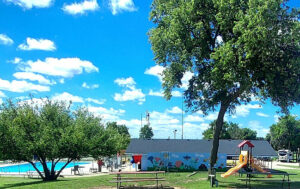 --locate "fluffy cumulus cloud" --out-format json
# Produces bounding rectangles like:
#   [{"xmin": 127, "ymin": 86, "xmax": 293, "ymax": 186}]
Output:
[
  {"xmin": 85, "ymin": 97, "xmax": 105, "ymax": 105},
  {"xmin": 248, "ymin": 120, "xmax": 269, "ymax": 137},
  {"xmin": 18, "ymin": 38, "xmax": 56, "ymax": 51},
  {"xmin": 148, "ymin": 89, "xmax": 181, "ymax": 97},
  {"xmin": 110, "ymin": 0, "xmax": 136, "ymax": 15},
  {"xmin": 82, "ymin": 82, "xmax": 99, "ymax": 89},
  {"xmin": 166, "ymin": 106, "xmax": 182, "ymax": 114},
  {"xmin": 52, "ymin": 92, "xmax": 84, "ymax": 103},
  {"xmin": 13, "ymin": 72, "xmax": 55, "ymax": 85},
  {"xmin": 88, "ymin": 105, "xmax": 125, "ymax": 121},
  {"xmin": 181, "ymin": 71, "xmax": 193, "ymax": 90},
  {"xmin": 9, "ymin": 57, "xmax": 22, "ymax": 64},
  {"xmin": 5, "ymin": 0, "xmax": 53, "ymax": 9},
  {"xmin": 114, "ymin": 77, "xmax": 135, "ymax": 89},
  {"xmin": 62, "ymin": 0, "xmax": 99, "ymax": 15},
  {"xmin": 114, "ymin": 77, "xmax": 145, "ymax": 104},
  {"xmin": 233, "ymin": 104, "xmax": 262, "ymax": 118},
  {"xmin": 114, "ymin": 89, "xmax": 145, "ymax": 104},
  {"xmin": 0, "ymin": 91, "xmax": 6, "ymax": 98},
  {"xmin": 145, "ymin": 65, "xmax": 165, "ymax": 82},
  {"xmin": 0, "ymin": 34, "xmax": 13, "ymax": 45},
  {"xmin": 0, "ymin": 78, "xmax": 49, "ymax": 92},
  {"xmin": 21, "ymin": 57, "xmax": 99, "ymax": 78},
  {"xmin": 256, "ymin": 112, "xmax": 269, "ymax": 118},
  {"xmin": 185, "ymin": 115, "xmax": 204, "ymax": 122}
]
